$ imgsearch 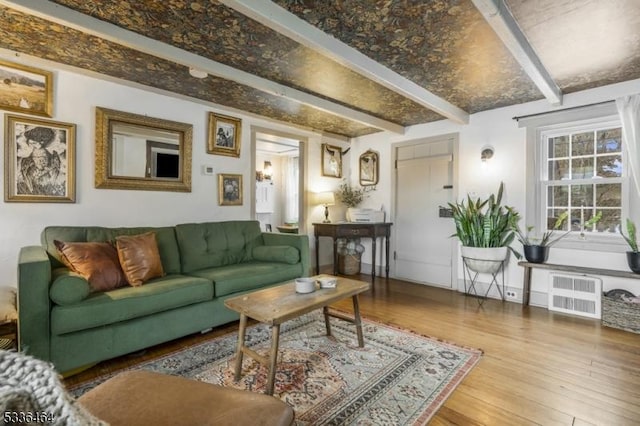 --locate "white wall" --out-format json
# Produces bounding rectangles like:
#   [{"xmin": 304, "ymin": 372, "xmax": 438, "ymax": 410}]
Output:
[
  {"xmin": 0, "ymin": 61, "xmax": 349, "ymax": 285},
  {"xmin": 352, "ymin": 78, "xmax": 640, "ymax": 305}
]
